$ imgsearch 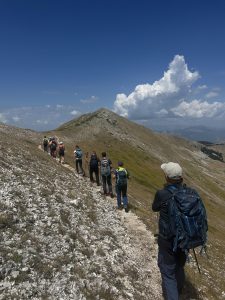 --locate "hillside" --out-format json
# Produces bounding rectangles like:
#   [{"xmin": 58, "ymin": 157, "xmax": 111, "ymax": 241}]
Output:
[
  {"xmin": 50, "ymin": 108, "xmax": 225, "ymax": 299},
  {"xmin": 0, "ymin": 123, "xmax": 162, "ymax": 299},
  {"xmin": 1, "ymin": 109, "xmax": 225, "ymax": 299}
]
